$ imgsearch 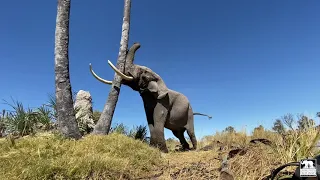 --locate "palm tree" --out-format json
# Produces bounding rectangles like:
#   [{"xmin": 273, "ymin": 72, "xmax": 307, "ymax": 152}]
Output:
[
  {"xmin": 54, "ymin": 0, "xmax": 81, "ymax": 139},
  {"xmin": 93, "ymin": 0, "xmax": 132, "ymax": 135}
]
